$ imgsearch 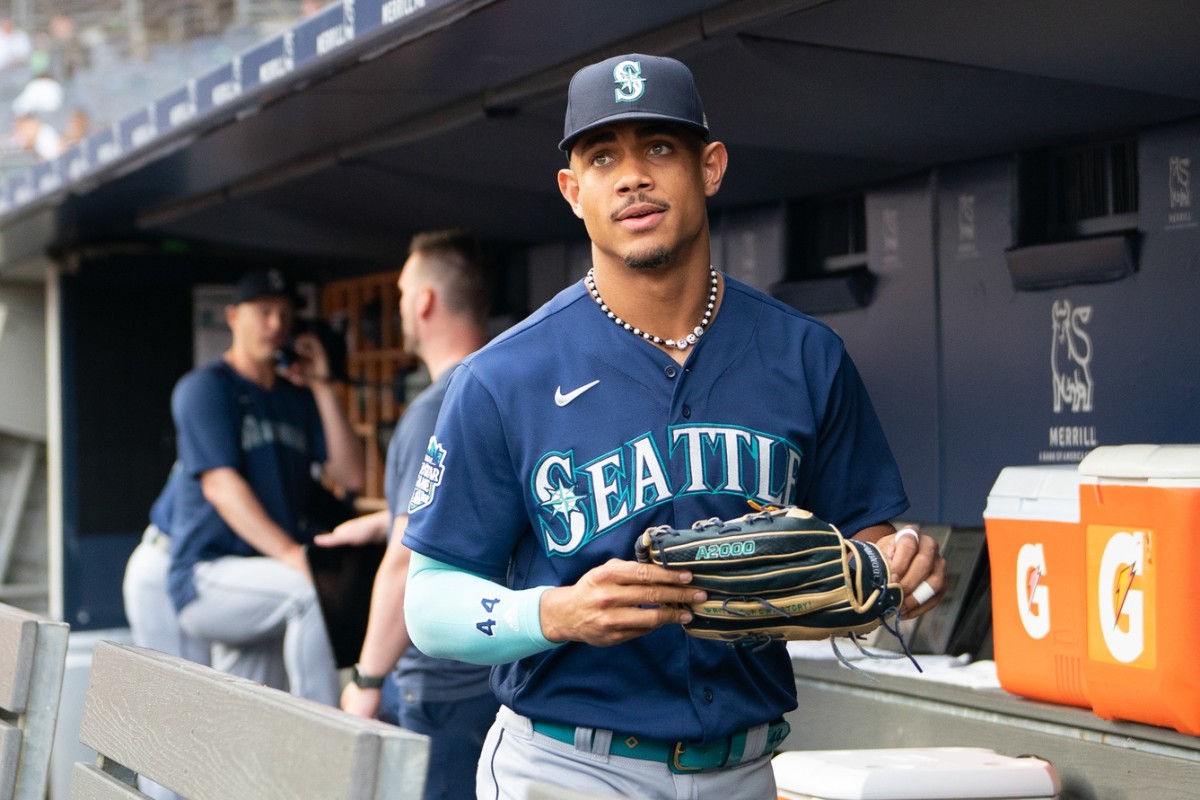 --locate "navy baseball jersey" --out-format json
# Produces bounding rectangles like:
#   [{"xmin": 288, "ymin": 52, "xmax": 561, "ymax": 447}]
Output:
[
  {"xmin": 167, "ymin": 359, "xmax": 327, "ymax": 611},
  {"xmin": 403, "ymin": 273, "xmax": 907, "ymax": 742},
  {"xmin": 385, "ymin": 366, "xmax": 494, "ymax": 702},
  {"xmin": 148, "ymin": 461, "xmax": 182, "ymax": 532}
]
